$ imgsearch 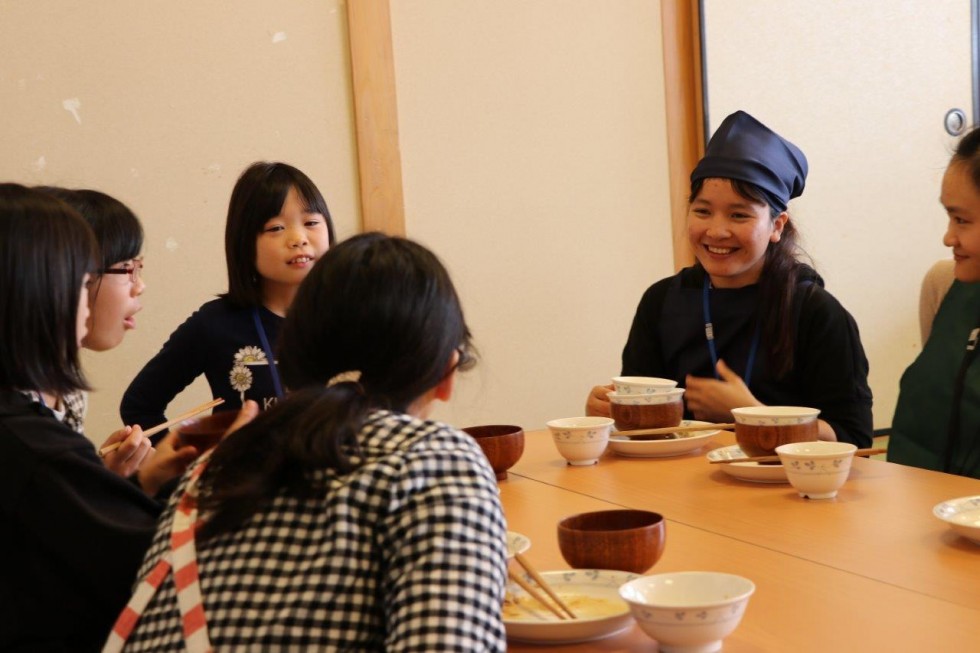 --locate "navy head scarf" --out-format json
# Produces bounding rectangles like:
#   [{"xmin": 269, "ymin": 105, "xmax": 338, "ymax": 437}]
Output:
[{"xmin": 690, "ymin": 111, "xmax": 808, "ymax": 213}]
